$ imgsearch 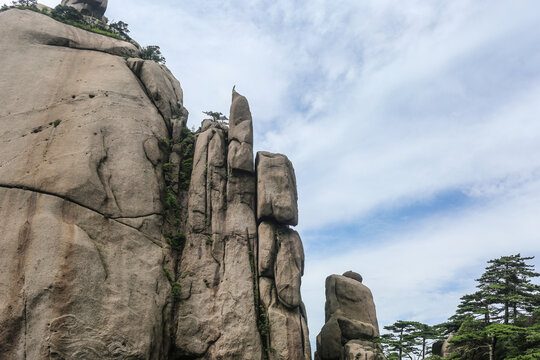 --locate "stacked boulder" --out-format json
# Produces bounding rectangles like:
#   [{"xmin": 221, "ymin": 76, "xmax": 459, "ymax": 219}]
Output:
[
  {"xmin": 315, "ymin": 272, "xmax": 386, "ymax": 360},
  {"xmin": 257, "ymin": 152, "xmax": 311, "ymax": 360},
  {"xmin": 174, "ymin": 89, "xmax": 310, "ymax": 359},
  {"xmin": 61, "ymin": 0, "xmax": 108, "ymax": 20}
]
